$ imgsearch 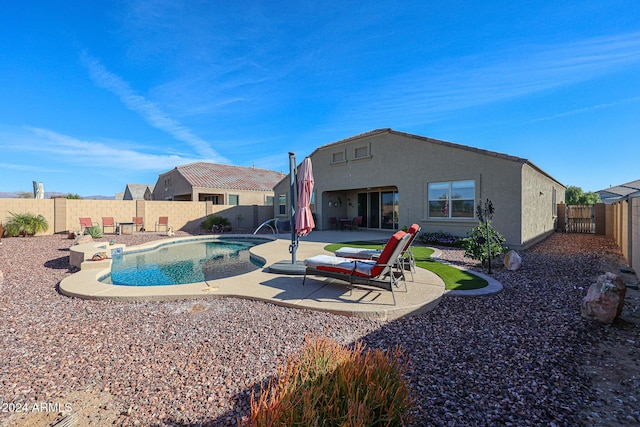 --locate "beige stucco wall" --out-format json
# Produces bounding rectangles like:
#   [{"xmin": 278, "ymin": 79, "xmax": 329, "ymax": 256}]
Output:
[
  {"xmin": 274, "ymin": 131, "xmax": 565, "ymax": 249},
  {"xmin": 520, "ymin": 163, "xmax": 566, "ymax": 247},
  {"xmin": 631, "ymin": 196, "xmax": 639, "ymax": 280}
]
